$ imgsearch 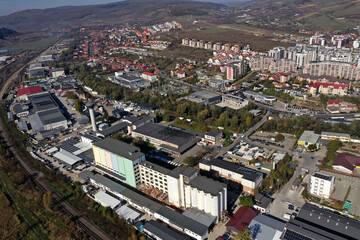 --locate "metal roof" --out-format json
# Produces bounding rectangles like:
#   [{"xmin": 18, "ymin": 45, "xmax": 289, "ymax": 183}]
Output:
[
  {"xmin": 98, "ymin": 122, "xmax": 129, "ymax": 137},
  {"xmin": 133, "ymin": 123, "xmax": 195, "ymax": 146},
  {"xmin": 248, "ymin": 214, "xmax": 285, "ymax": 240},
  {"xmin": 93, "ymin": 138, "xmax": 144, "ymax": 161},
  {"xmin": 282, "ymin": 203, "xmax": 360, "ymax": 240},
  {"xmin": 202, "ymin": 158, "xmax": 263, "ymax": 182},
  {"xmin": 298, "ymin": 131, "xmax": 320, "ymax": 144},
  {"xmin": 37, "ymin": 108, "xmax": 67, "ymax": 125},
  {"xmin": 156, "ymin": 206, "xmax": 208, "ymax": 236},
  {"xmin": 144, "ymin": 220, "xmax": 189, "ymax": 240},
  {"xmin": 53, "ymin": 150, "xmax": 82, "ymax": 166},
  {"xmin": 189, "ymin": 175, "xmax": 226, "ymax": 196},
  {"xmin": 94, "ymin": 190, "xmax": 121, "ymax": 209}
]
